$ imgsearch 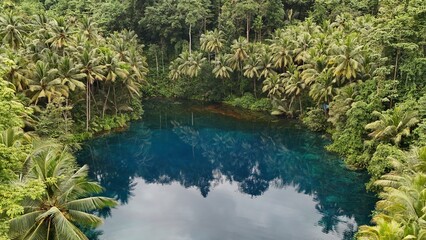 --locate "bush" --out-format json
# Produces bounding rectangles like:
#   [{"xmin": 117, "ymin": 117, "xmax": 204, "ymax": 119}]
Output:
[
  {"xmin": 302, "ymin": 108, "xmax": 328, "ymax": 132},
  {"xmin": 224, "ymin": 93, "xmax": 272, "ymax": 112},
  {"xmin": 366, "ymin": 144, "xmax": 404, "ymax": 190}
]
